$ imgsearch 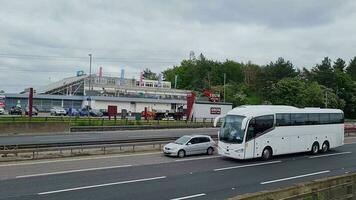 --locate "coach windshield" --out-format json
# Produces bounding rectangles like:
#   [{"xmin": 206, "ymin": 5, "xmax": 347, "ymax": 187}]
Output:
[{"xmin": 219, "ymin": 115, "xmax": 246, "ymax": 144}]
